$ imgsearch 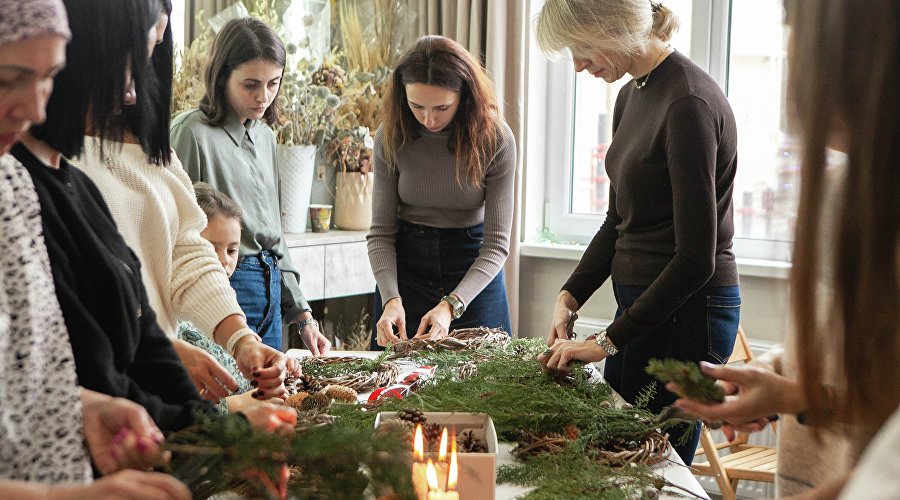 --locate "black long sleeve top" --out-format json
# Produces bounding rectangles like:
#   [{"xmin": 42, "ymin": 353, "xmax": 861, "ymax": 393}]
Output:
[
  {"xmin": 14, "ymin": 143, "xmax": 215, "ymax": 431},
  {"xmin": 562, "ymin": 50, "xmax": 739, "ymax": 348}
]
